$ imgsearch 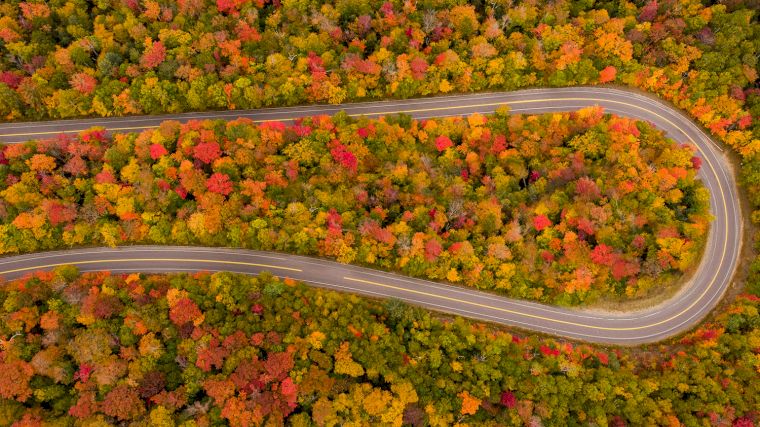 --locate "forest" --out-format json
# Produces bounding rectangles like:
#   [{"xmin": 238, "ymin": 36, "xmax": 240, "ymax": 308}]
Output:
[
  {"xmin": 0, "ymin": 268, "xmax": 758, "ymax": 426},
  {"xmin": 0, "ymin": 0, "xmax": 759, "ymax": 425},
  {"xmin": 0, "ymin": 0, "xmax": 756, "ymax": 154},
  {"xmin": 0, "ymin": 110, "xmax": 709, "ymax": 305}
]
